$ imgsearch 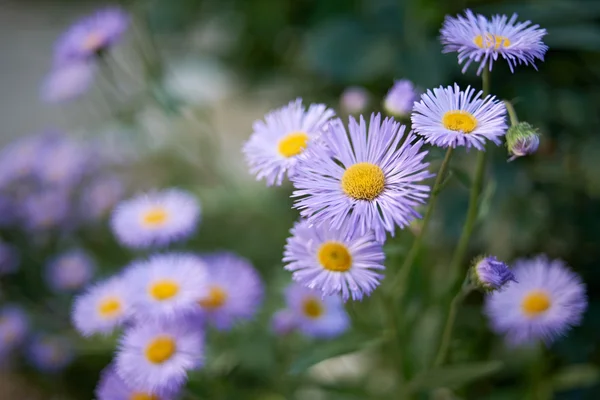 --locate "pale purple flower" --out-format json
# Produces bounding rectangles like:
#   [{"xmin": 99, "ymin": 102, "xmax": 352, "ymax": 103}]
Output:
[
  {"xmin": 340, "ymin": 87, "xmax": 369, "ymax": 114},
  {"xmin": 21, "ymin": 189, "xmax": 70, "ymax": 231},
  {"xmin": 27, "ymin": 334, "xmax": 74, "ymax": 373},
  {"xmin": 80, "ymin": 175, "xmax": 125, "ymax": 221},
  {"xmin": 0, "ymin": 241, "xmax": 19, "ymax": 275},
  {"xmin": 41, "ymin": 60, "xmax": 96, "ymax": 103},
  {"xmin": 411, "ymin": 84, "xmax": 507, "ymax": 150},
  {"xmin": 485, "ymin": 255, "xmax": 587, "ymax": 346},
  {"xmin": 45, "ymin": 249, "xmax": 96, "ymax": 292},
  {"xmin": 471, "ymin": 255, "xmax": 516, "ymax": 292},
  {"xmin": 440, "ymin": 10, "xmax": 548, "ymax": 75},
  {"xmin": 383, "ymin": 79, "xmax": 417, "ymax": 117},
  {"xmin": 243, "ymin": 98, "xmax": 335, "ymax": 186},
  {"xmin": 284, "ymin": 220, "xmax": 385, "ymax": 301},
  {"xmin": 36, "ymin": 135, "xmax": 92, "ymax": 188},
  {"xmin": 271, "ymin": 309, "xmax": 297, "ymax": 335},
  {"xmin": 291, "ymin": 113, "xmax": 432, "ymax": 243},
  {"xmin": 0, "ymin": 305, "xmax": 29, "ymax": 354},
  {"xmin": 96, "ymin": 364, "xmax": 178, "ymax": 400},
  {"xmin": 0, "ymin": 135, "xmax": 49, "ymax": 187}
]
